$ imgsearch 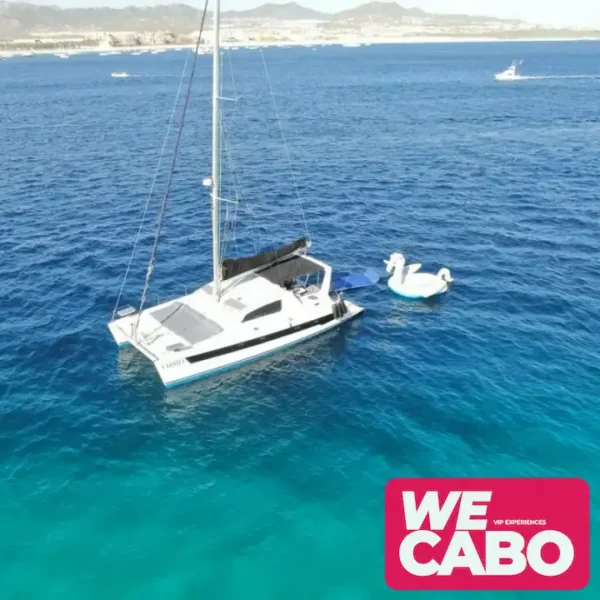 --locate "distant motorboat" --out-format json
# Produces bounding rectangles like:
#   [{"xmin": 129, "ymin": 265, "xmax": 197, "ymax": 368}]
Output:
[
  {"xmin": 495, "ymin": 60, "xmax": 524, "ymax": 81},
  {"xmin": 55, "ymin": 53, "xmax": 69, "ymax": 59},
  {"xmin": 111, "ymin": 71, "xmax": 130, "ymax": 78}
]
